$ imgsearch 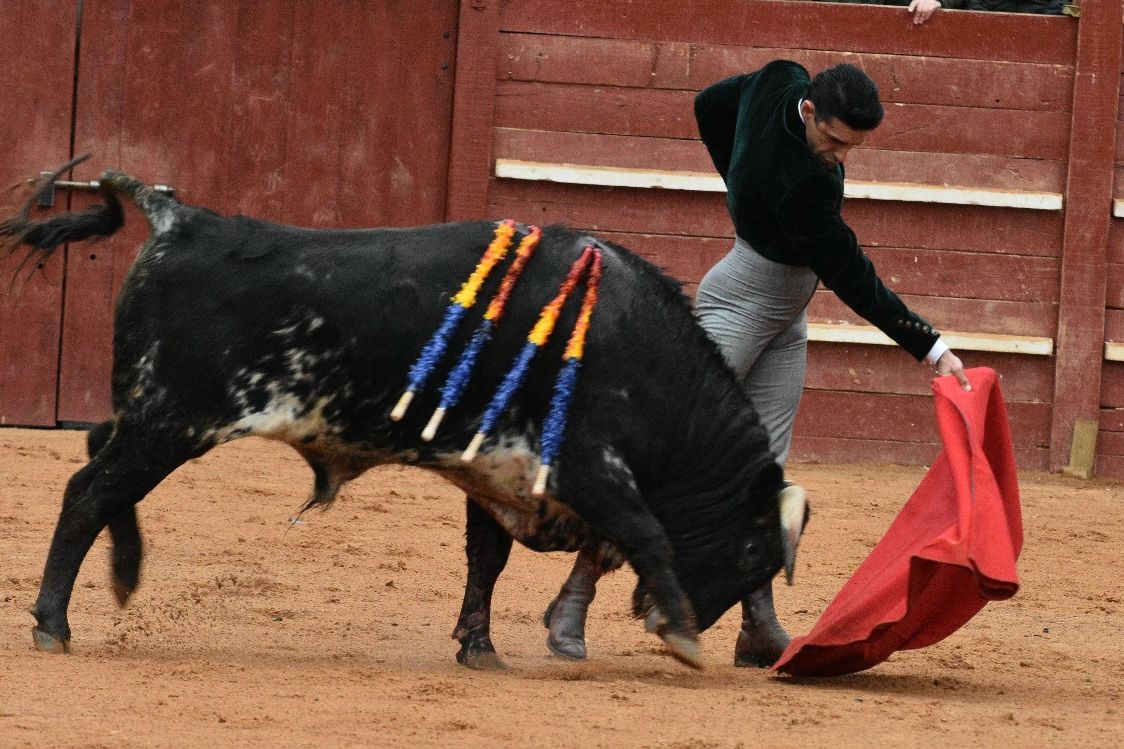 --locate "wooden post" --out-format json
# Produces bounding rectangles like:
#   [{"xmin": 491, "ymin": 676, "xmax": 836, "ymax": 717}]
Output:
[
  {"xmin": 445, "ymin": 0, "xmax": 502, "ymax": 221},
  {"xmin": 1049, "ymin": 0, "xmax": 1123, "ymax": 473}
]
